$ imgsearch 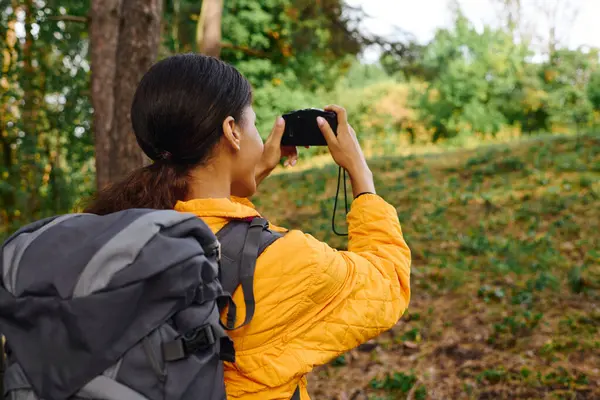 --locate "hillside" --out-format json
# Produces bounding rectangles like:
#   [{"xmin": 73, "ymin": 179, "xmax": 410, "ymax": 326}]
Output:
[{"xmin": 254, "ymin": 133, "xmax": 600, "ymax": 399}]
